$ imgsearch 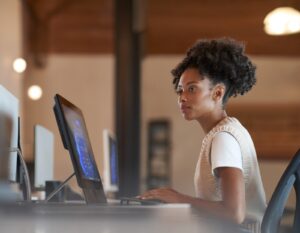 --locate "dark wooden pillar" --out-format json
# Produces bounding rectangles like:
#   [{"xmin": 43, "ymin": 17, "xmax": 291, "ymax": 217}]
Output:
[{"xmin": 115, "ymin": 0, "xmax": 145, "ymax": 197}]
